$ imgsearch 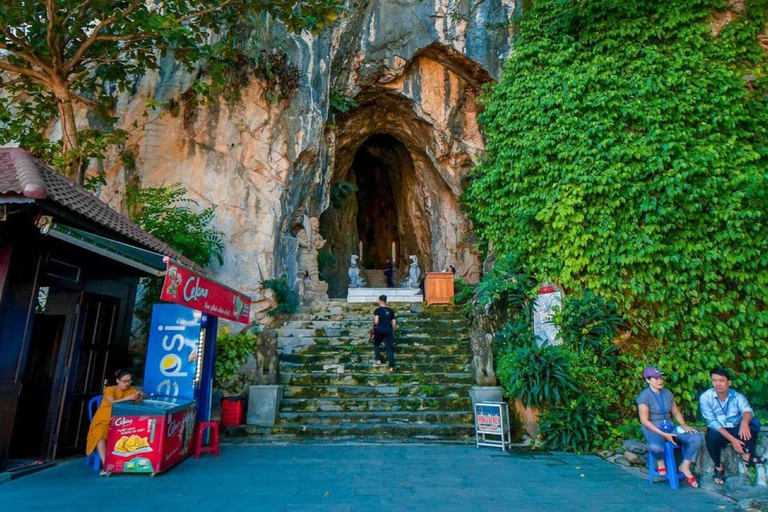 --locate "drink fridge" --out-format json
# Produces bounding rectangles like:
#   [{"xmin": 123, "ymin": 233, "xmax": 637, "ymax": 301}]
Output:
[{"xmin": 103, "ymin": 398, "xmax": 196, "ymax": 476}]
